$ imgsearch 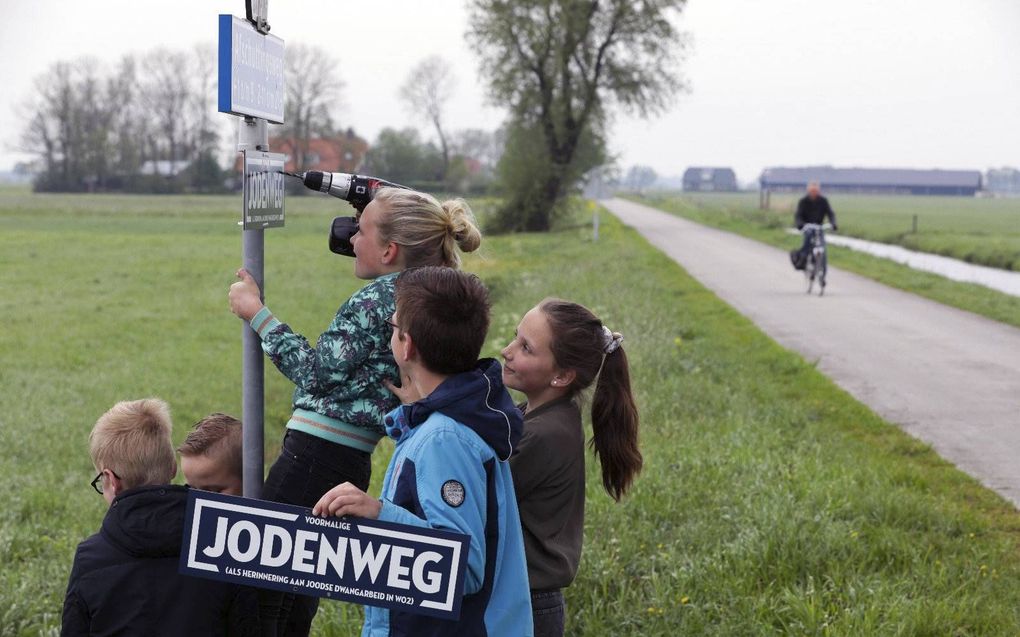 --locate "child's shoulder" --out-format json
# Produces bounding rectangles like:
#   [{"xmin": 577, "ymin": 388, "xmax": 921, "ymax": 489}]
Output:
[
  {"xmin": 356, "ymin": 272, "xmax": 399, "ymax": 298},
  {"xmin": 339, "ymin": 274, "xmax": 399, "ymax": 320},
  {"xmin": 409, "ymin": 412, "xmax": 488, "ymax": 454}
]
